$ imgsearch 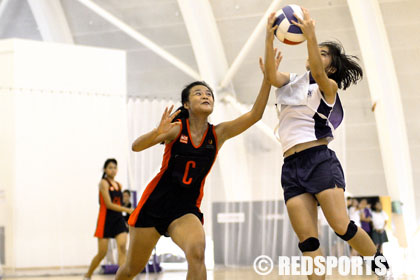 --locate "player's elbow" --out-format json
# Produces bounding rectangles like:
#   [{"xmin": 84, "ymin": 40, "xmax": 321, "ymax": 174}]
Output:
[
  {"xmin": 251, "ymin": 111, "xmax": 263, "ymax": 123},
  {"xmin": 132, "ymin": 143, "xmax": 141, "ymax": 152},
  {"xmin": 256, "ymin": 112, "xmax": 263, "ymax": 121}
]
